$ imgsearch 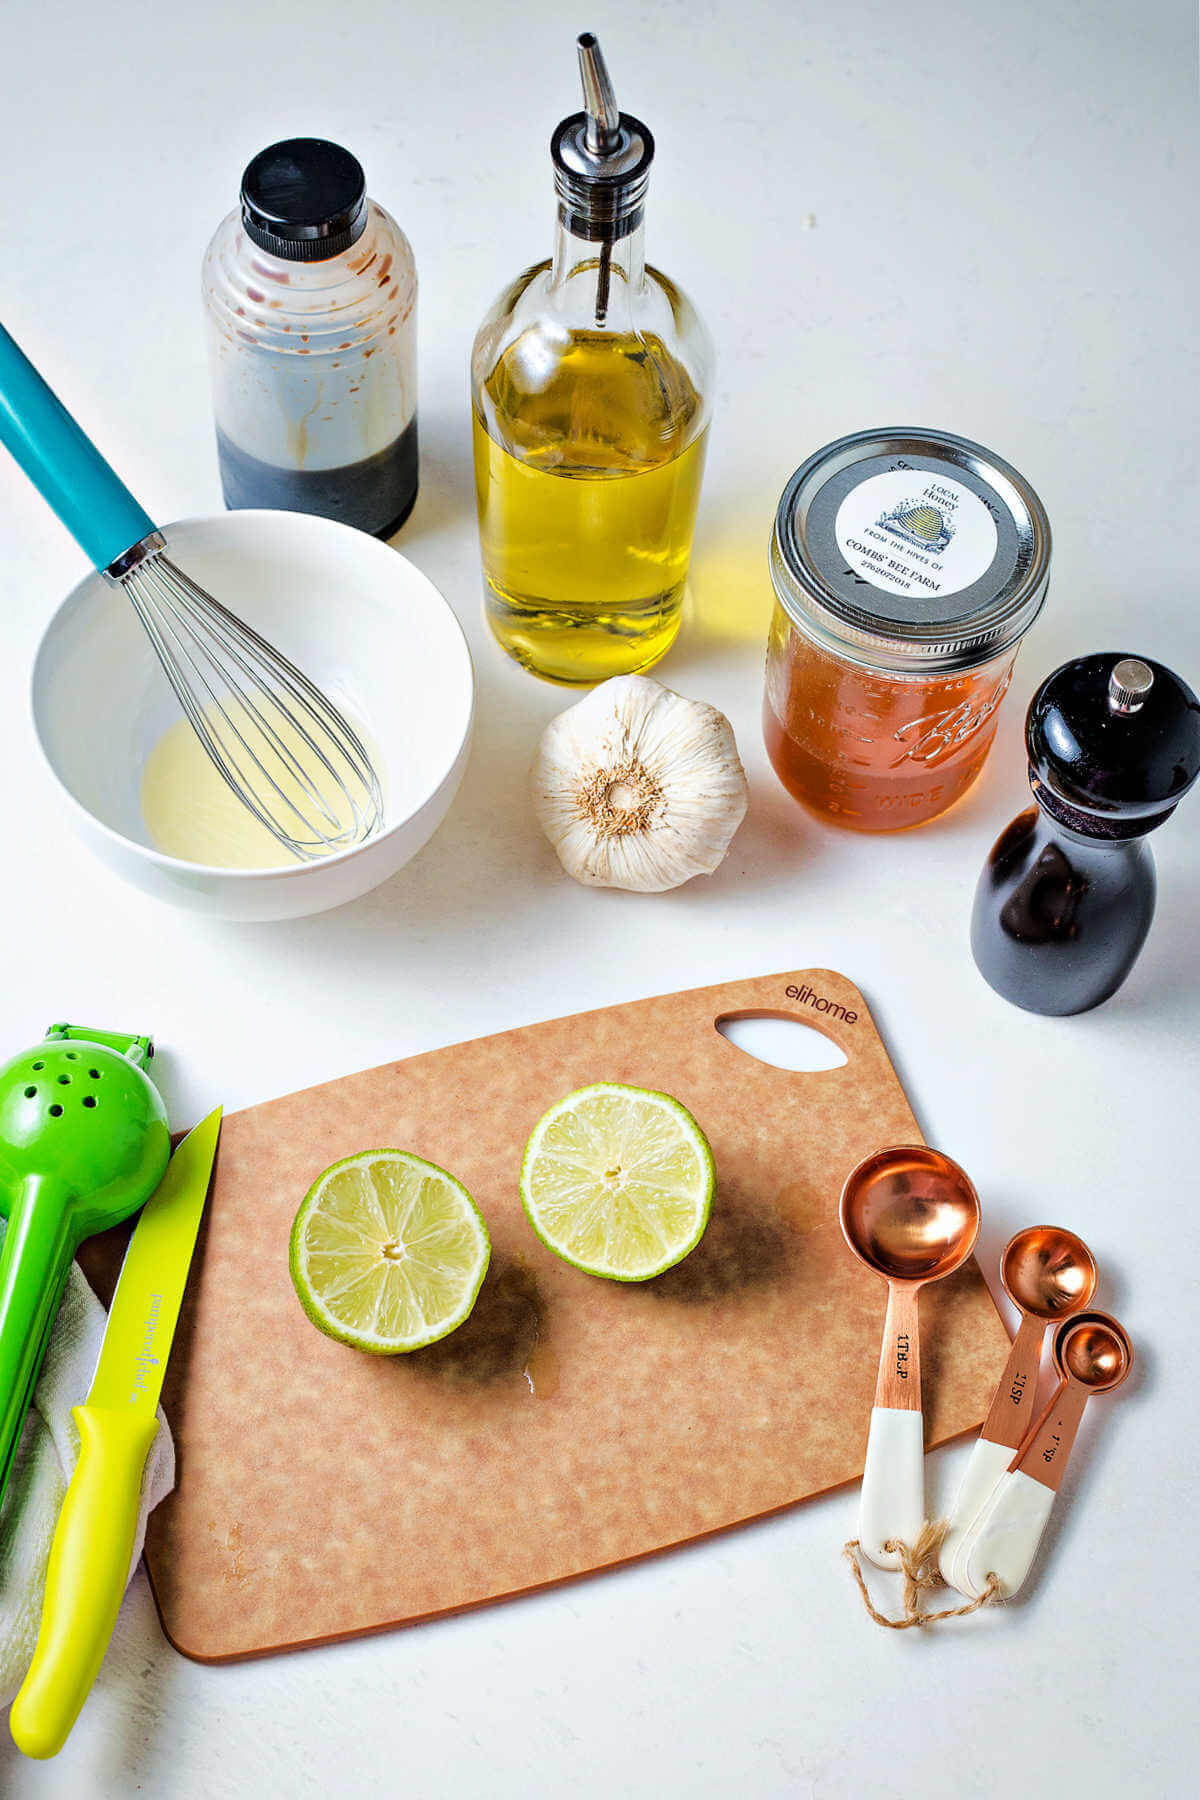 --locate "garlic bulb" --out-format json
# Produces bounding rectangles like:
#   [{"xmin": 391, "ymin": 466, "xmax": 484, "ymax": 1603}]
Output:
[{"xmin": 531, "ymin": 676, "xmax": 749, "ymax": 891}]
